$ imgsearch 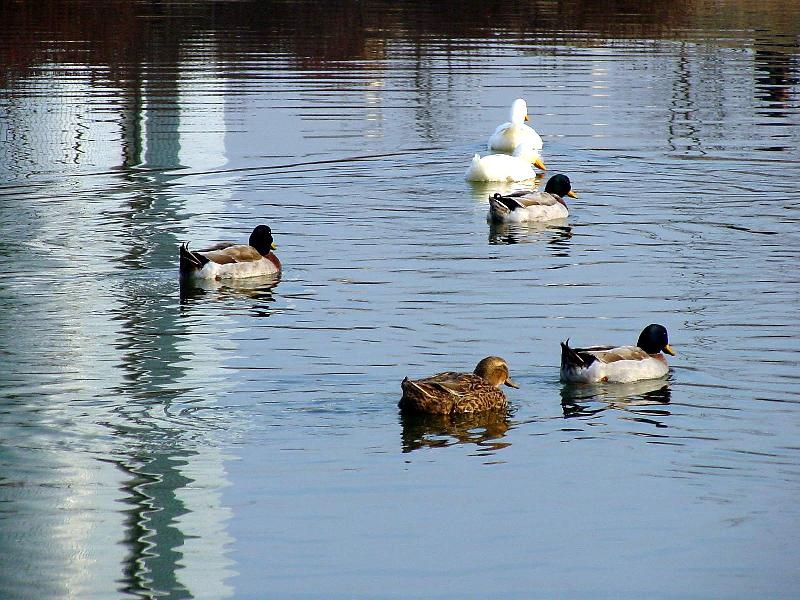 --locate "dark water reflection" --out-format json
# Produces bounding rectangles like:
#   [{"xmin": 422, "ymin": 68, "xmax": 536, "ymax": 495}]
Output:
[
  {"xmin": 488, "ymin": 220, "xmax": 573, "ymax": 251},
  {"xmin": 755, "ymin": 48, "xmax": 800, "ymax": 118},
  {"xmin": 399, "ymin": 408, "xmax": 513, "ymax": 454},
  {"xmin": 4, "ymin": 0, "xmax": 800, "ymax": 75},
  {"xmin": 561, "ymin": 379, "xmax": 673, "ymax": 426},
  {"xmin": 179, "ymin": 275, "xmax": 281, "ymax": 313},
  {"xmin": 108, "ymin": 452, "xmax": 196, "ymax": 600},
  {"xmin": 1, "ymin": 0, "xmax": 800, "ymax": 598}
]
